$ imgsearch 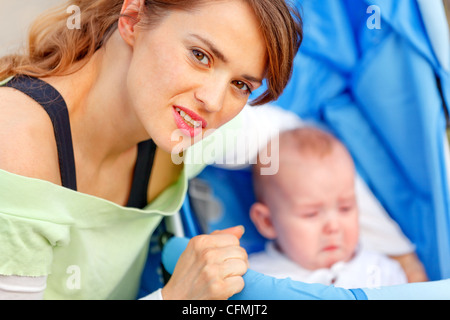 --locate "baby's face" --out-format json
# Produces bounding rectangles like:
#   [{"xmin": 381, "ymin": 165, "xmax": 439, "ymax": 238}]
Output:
[{"xmin": 269, "ymin": 146, "xmax": 359, "ymax": 270}]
